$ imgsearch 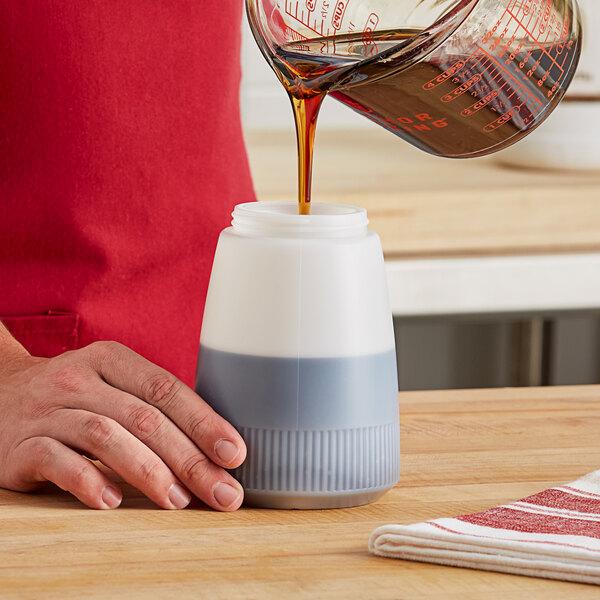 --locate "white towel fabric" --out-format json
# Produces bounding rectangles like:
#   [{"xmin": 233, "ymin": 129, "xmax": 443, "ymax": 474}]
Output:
[{"xmin": 369, "ymin": 471, "xmax": 600, "ymax": 585}]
